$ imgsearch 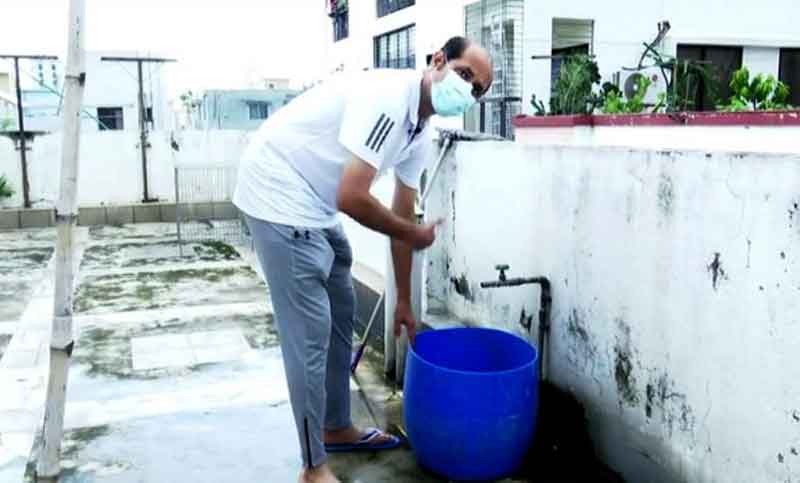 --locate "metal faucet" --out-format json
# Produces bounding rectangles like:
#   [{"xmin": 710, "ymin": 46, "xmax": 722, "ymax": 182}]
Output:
[{"xmin": 481, "ymin": 264, "xmax": 552, "ymax": 381}]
